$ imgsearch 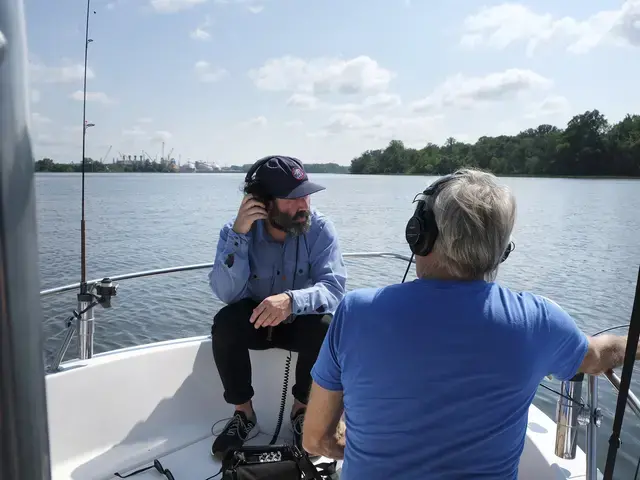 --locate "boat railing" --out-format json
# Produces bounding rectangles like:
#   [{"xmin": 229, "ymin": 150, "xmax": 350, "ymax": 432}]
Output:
[{"xmin": 41, "ymin": 250, "xmax": 640, "ymax": 480}]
